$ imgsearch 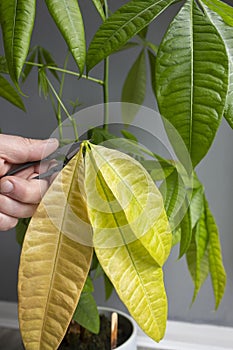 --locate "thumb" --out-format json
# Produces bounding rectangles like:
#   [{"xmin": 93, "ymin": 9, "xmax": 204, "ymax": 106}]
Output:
[{"xmin": 0, "ymin": 134, "xmax": 59, "ymax": 164}]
